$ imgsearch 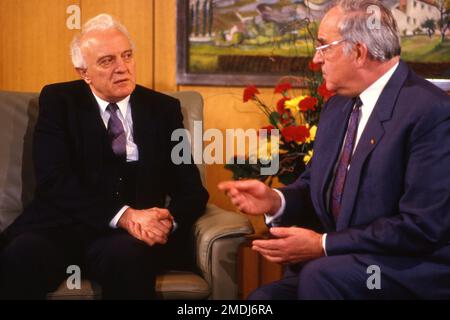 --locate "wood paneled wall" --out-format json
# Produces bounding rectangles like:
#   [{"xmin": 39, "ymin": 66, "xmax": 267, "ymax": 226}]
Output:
[
  {"xmin": 0, "ymin": 0, "xmax": 283, "ymax": 297},
  {"xmin": 0, "ymin": 0, "xmax": 154, "ymax": 91},
  {"xmin": 0, "ymin": 0, "xmax": 80, "ymax": 92}
]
